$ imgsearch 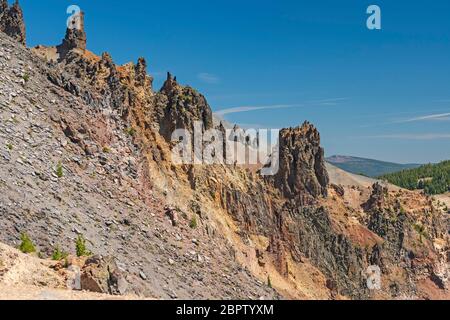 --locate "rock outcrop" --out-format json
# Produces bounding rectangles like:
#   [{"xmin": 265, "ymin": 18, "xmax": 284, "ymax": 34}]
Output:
[
  {"xmin": 363, "ymin": 182, "xmax": 388, "ymax": 211},
  {"xmin": 0, "ymin": 0, "xmax": 25, "ymax": 45},
  {"xmin": 81, "ymin": 255, "xmax": 128, "ymax": 295},
  {"xmin": 271, "ymin": 122, "xmax": 329, "ymax": 203},
  {"xmin": 46, "ymin": 49, "xmax": 153, "ymax": 119},
  {"xmin": 155, "ymin": 72, "xmax": 213, "ymax": 141},
  {"xmin": 362, "ymin": 183, "xmax": 449, "ymax": 297},
  {"xmin": 56, "ymin": 10, "xmax": 86, "ymax": 59},
  {"xmin": 135, "ymin": 57, "xmax": 153, "ymax": 91}
]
